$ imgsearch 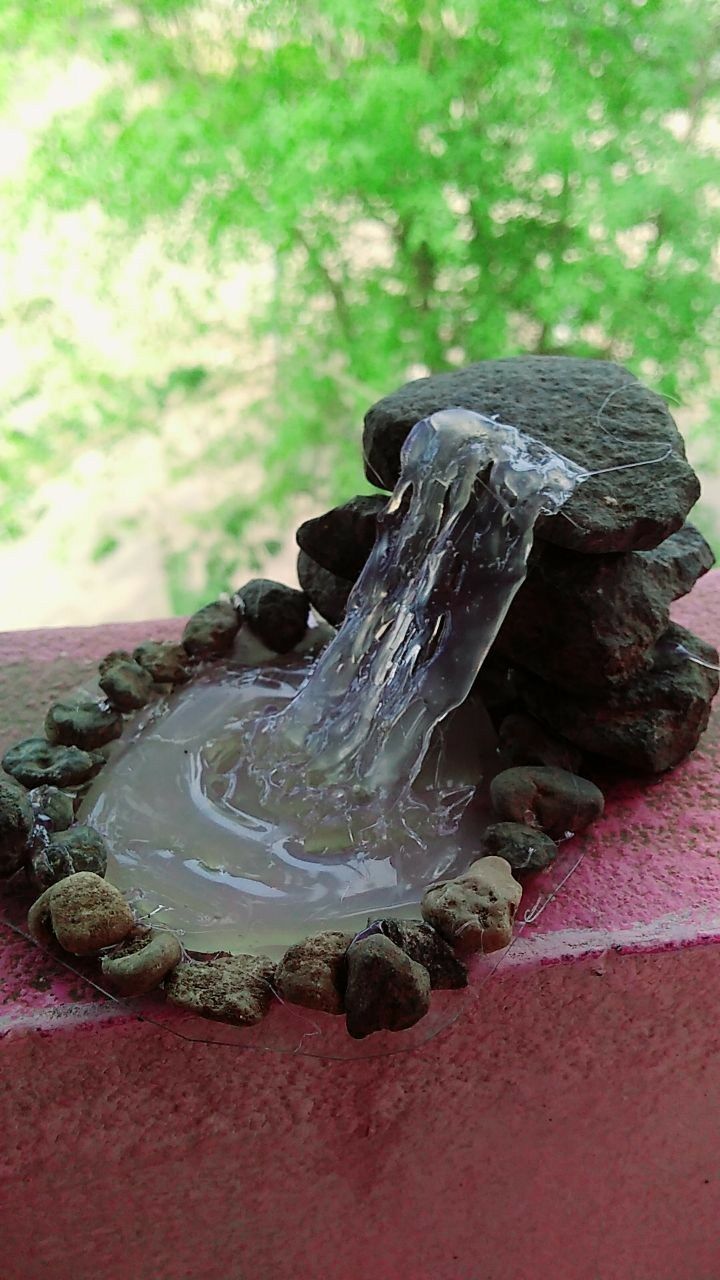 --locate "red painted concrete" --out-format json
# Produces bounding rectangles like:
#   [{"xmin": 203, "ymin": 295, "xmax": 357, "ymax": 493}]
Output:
[{"xmin": 0, "ymin": 583, "xmax": 719, "ymax": 1280}]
